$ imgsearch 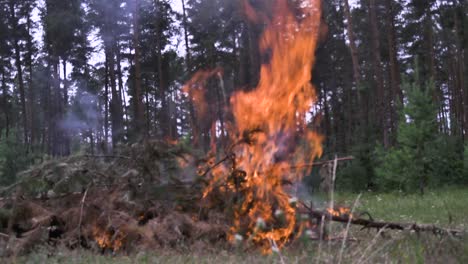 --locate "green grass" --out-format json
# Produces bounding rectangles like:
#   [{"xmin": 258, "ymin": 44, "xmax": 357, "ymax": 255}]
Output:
[
  {"xmin": 11, "ymin": 188, "xmax": 468, "ymax": 264},
  {"xmin": 333, "ymin": 188, "xmax": 468, "ymax": 227}
]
